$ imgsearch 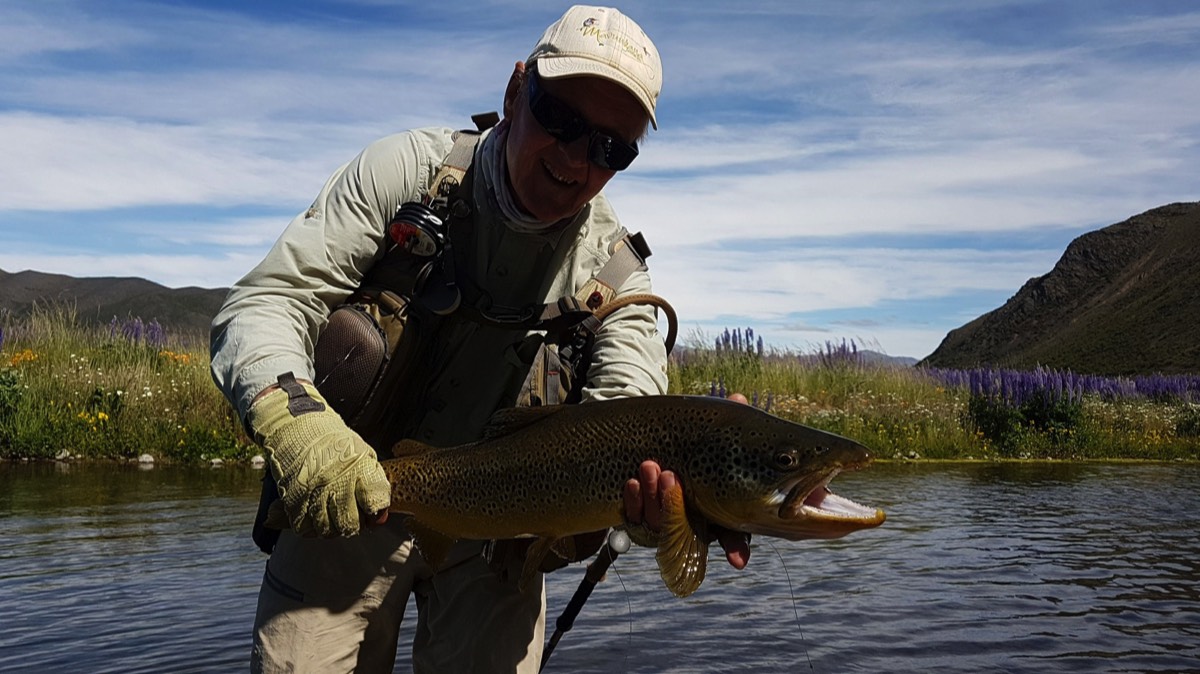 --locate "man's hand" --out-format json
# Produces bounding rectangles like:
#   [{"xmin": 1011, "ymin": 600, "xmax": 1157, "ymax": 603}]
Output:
[
  {"xmin": 247, "ymin": 375, "xmax": 391, "ymax": 537},
  {"xmin": 622, "ymin": 461, "xmax": 751, "ymax": 569},
  {"xmin": 621, "ymin": 391, "xmax": 753, "ymax": 569}
]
